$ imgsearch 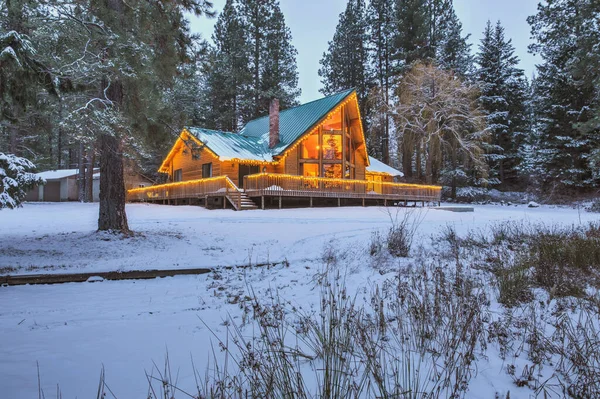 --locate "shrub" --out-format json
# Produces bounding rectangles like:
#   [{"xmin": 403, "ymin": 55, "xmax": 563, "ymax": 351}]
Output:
[{"xmin": 385, "ymin": 208, "xmax": 425, "ymax": 258}]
